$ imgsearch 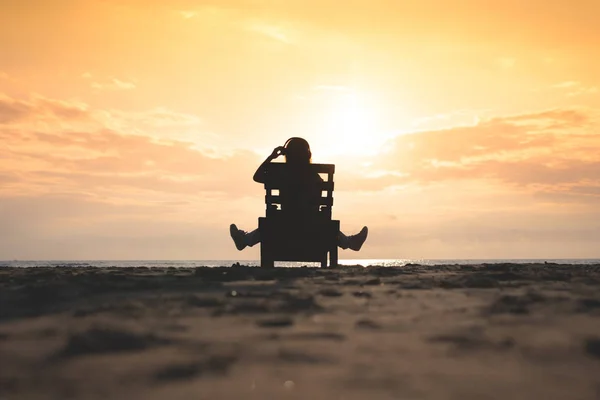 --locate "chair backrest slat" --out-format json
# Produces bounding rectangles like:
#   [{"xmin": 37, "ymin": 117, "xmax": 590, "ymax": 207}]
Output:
[
  {"xmin": 266, "ymin": 195, "xmax": 333, "ymax": 207},
  {"xmin": 265, "ymin": 181, "xmax": 334, "ymax": 191}
]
